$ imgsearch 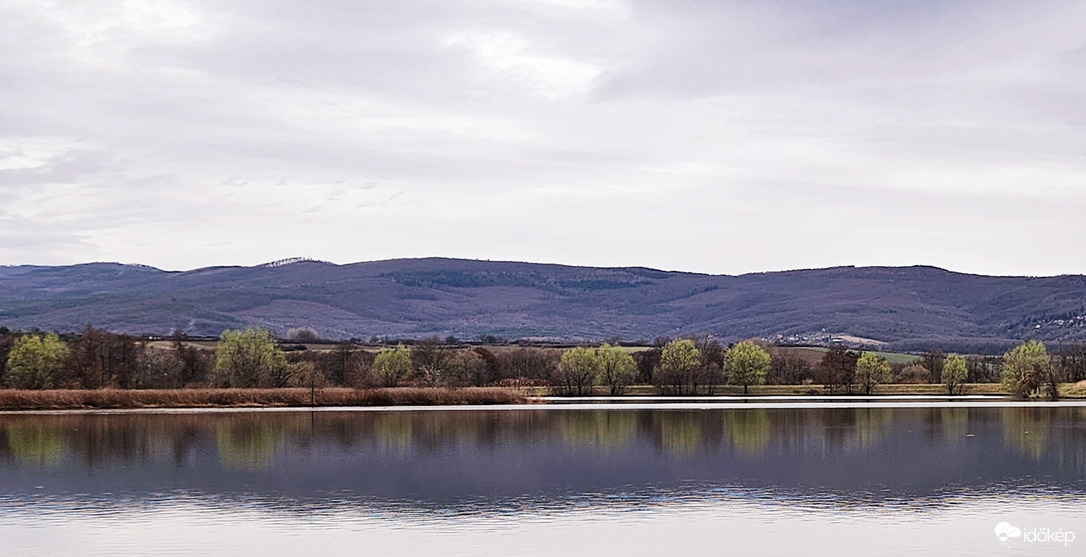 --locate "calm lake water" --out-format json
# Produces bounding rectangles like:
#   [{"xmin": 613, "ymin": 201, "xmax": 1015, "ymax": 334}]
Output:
[{"xmin": 2, "ymin": 402, "xmax": 1085, "ymax": 556}]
